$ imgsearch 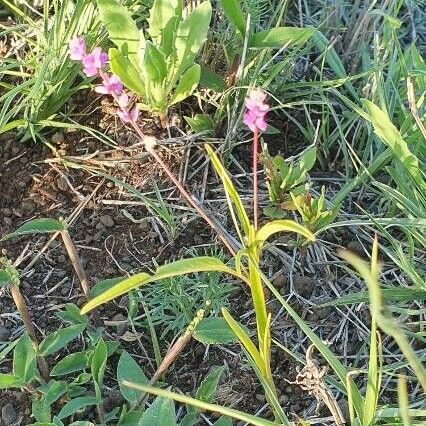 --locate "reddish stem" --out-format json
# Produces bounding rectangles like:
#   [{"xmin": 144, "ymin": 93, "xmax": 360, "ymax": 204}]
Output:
[{"xmin": 252, "ymin": 128, "xmax": 259, "ymax": 230}]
